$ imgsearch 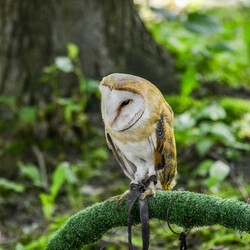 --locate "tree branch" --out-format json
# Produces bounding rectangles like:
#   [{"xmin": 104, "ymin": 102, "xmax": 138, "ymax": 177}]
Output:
[{"xmin": 46, "ymin": 191, "xmax": 250, "ymax": 250}]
